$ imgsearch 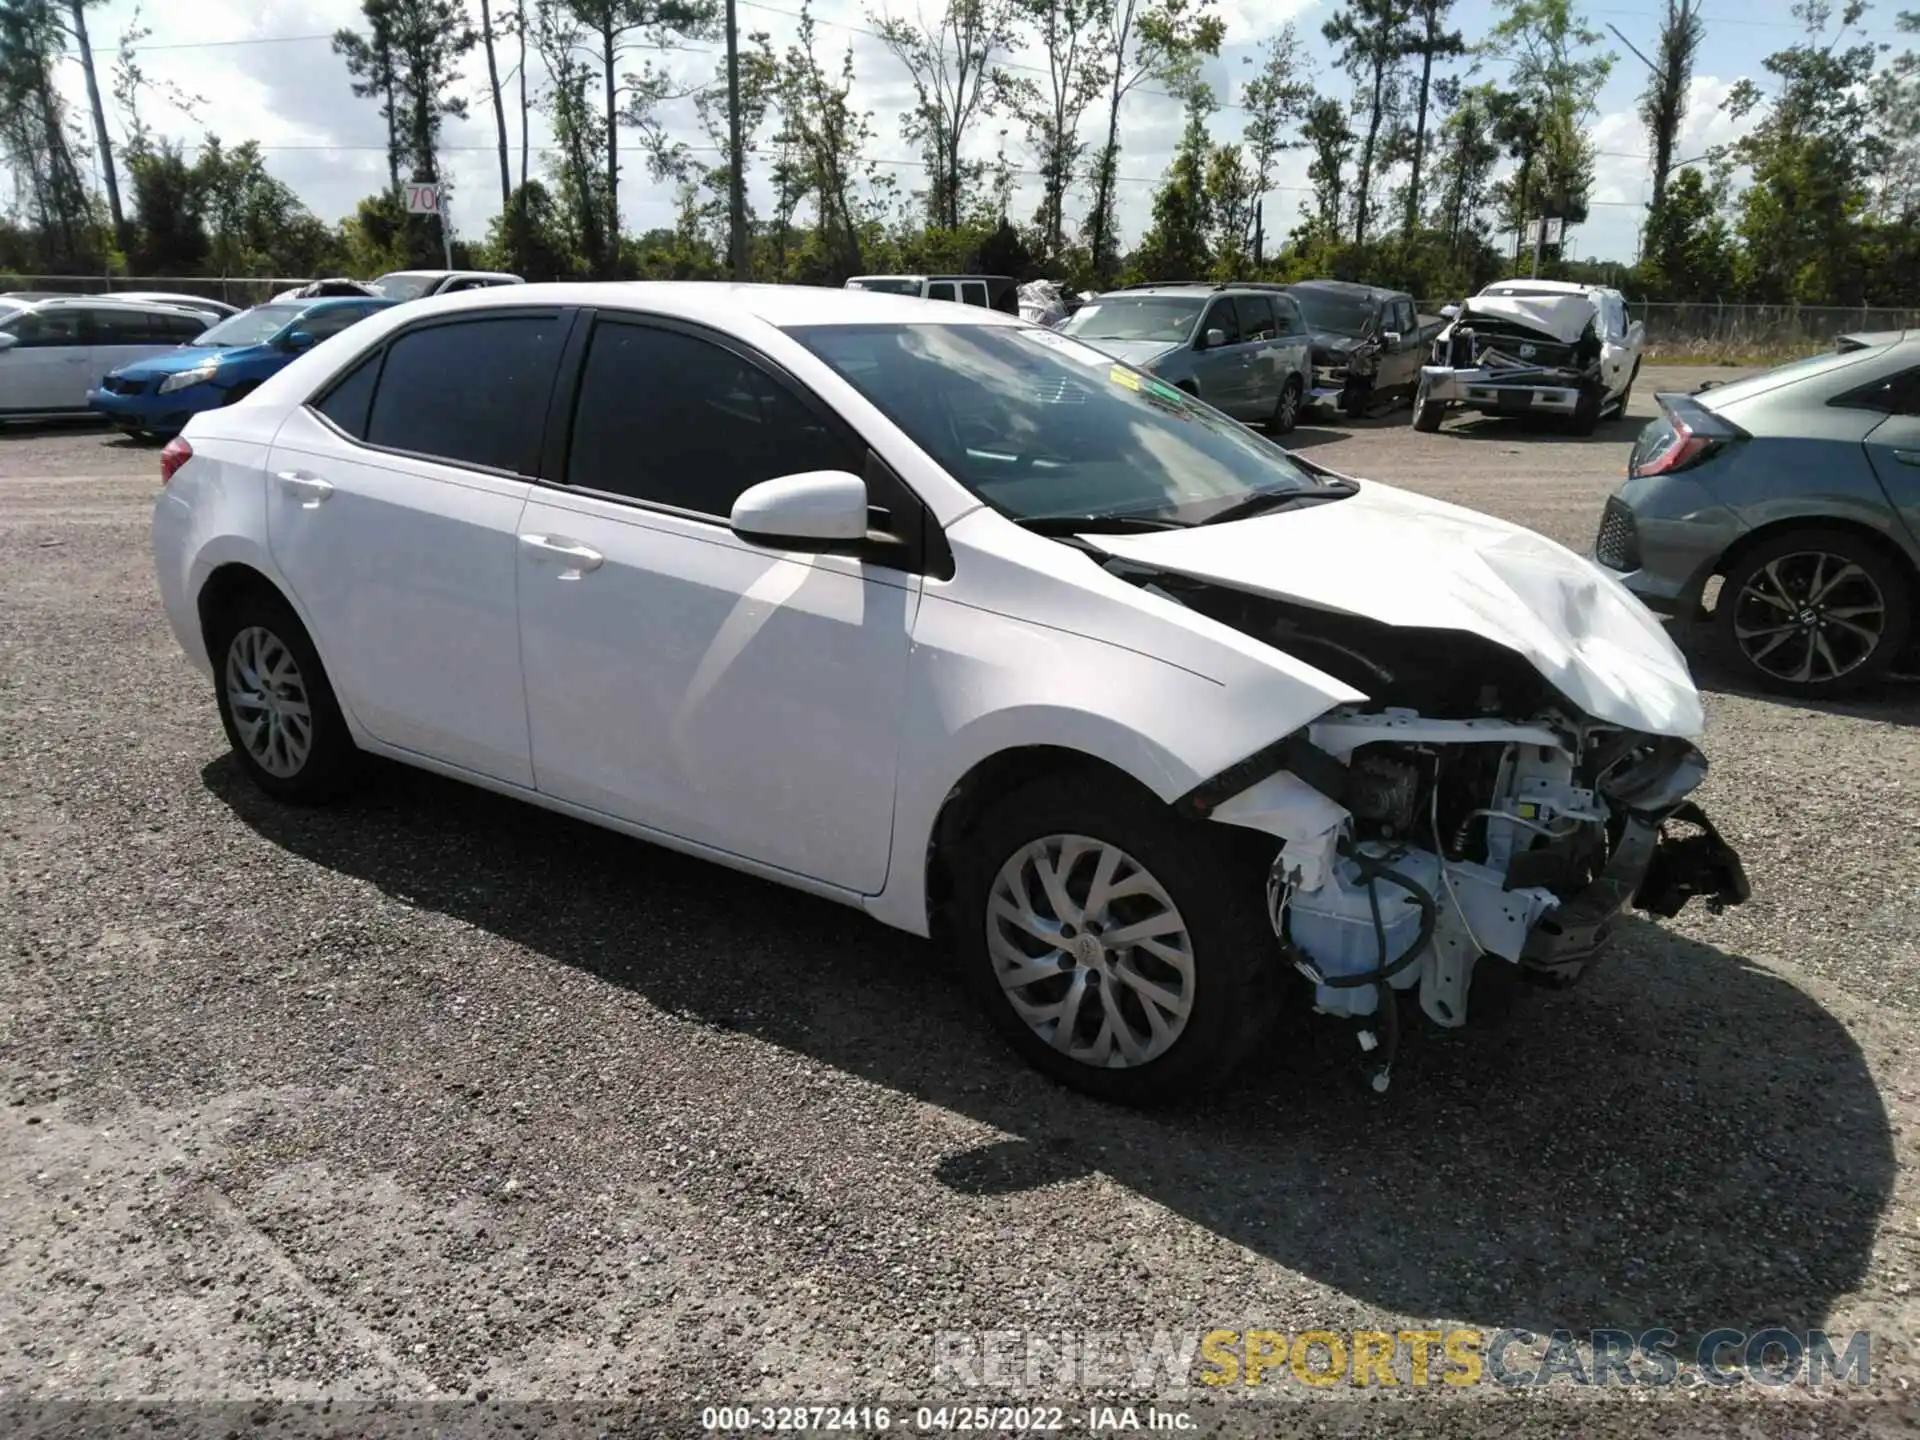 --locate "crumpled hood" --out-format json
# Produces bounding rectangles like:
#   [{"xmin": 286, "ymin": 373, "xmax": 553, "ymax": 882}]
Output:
[
  {"xmin": 1461, "ymin": 293, "xmax": 1597, "ymax": 345},
  {"xmin": 1087, "ymin": 338, "xmax": 1184, "ymax": 369},
  {"xmin": 1308, "ymin": 329, "xmax": 1370, "ymax": 358},
  {"xmin": 1088, "ymin": 480, "xmax": 1706, "ymax": 738}
]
